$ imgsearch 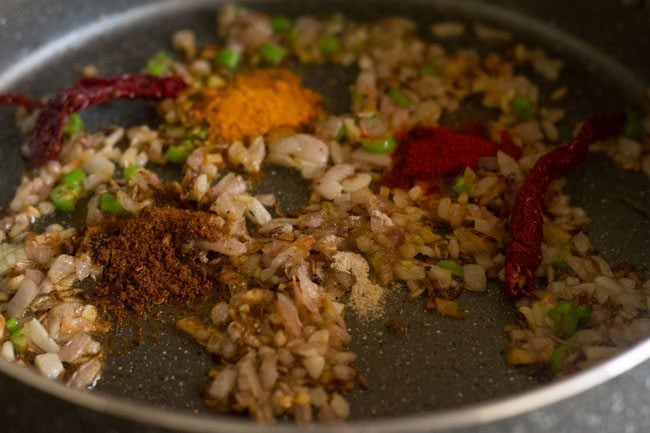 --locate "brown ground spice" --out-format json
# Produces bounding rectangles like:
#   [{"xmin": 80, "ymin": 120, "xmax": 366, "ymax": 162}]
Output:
[{"xmin": 83, "ymin": 206, "xmax": 226, "ymax": 313}]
